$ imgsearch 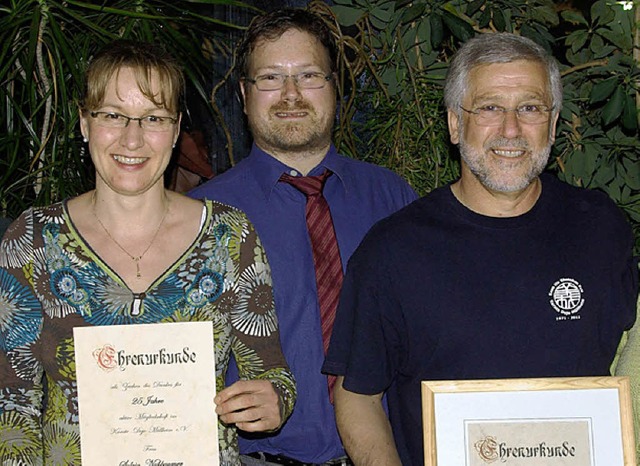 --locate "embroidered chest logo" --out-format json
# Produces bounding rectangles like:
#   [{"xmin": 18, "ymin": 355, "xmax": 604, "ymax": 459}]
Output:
[{"xmin": 549, "ymin": 278, "xmax": 584, "ymax": 321}]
